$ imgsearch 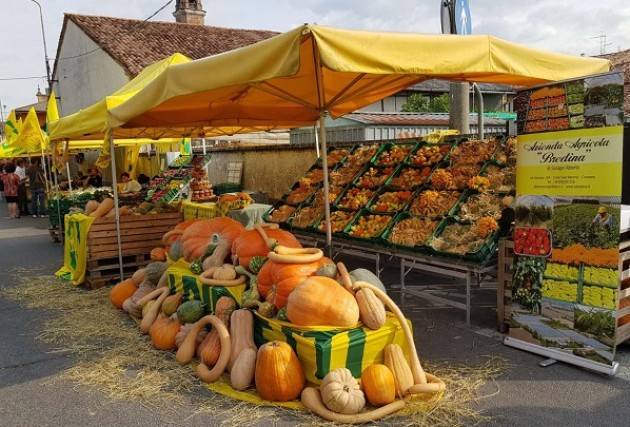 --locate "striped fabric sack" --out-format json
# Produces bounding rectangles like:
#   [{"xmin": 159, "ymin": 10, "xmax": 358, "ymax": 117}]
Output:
[
  {"xmin": 254, "ymin": 312, "xmax": 411, "ymax": 384},
  {"xmin": 166, "ymin": 259, "xmax": 246, "ymax": 312}
]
